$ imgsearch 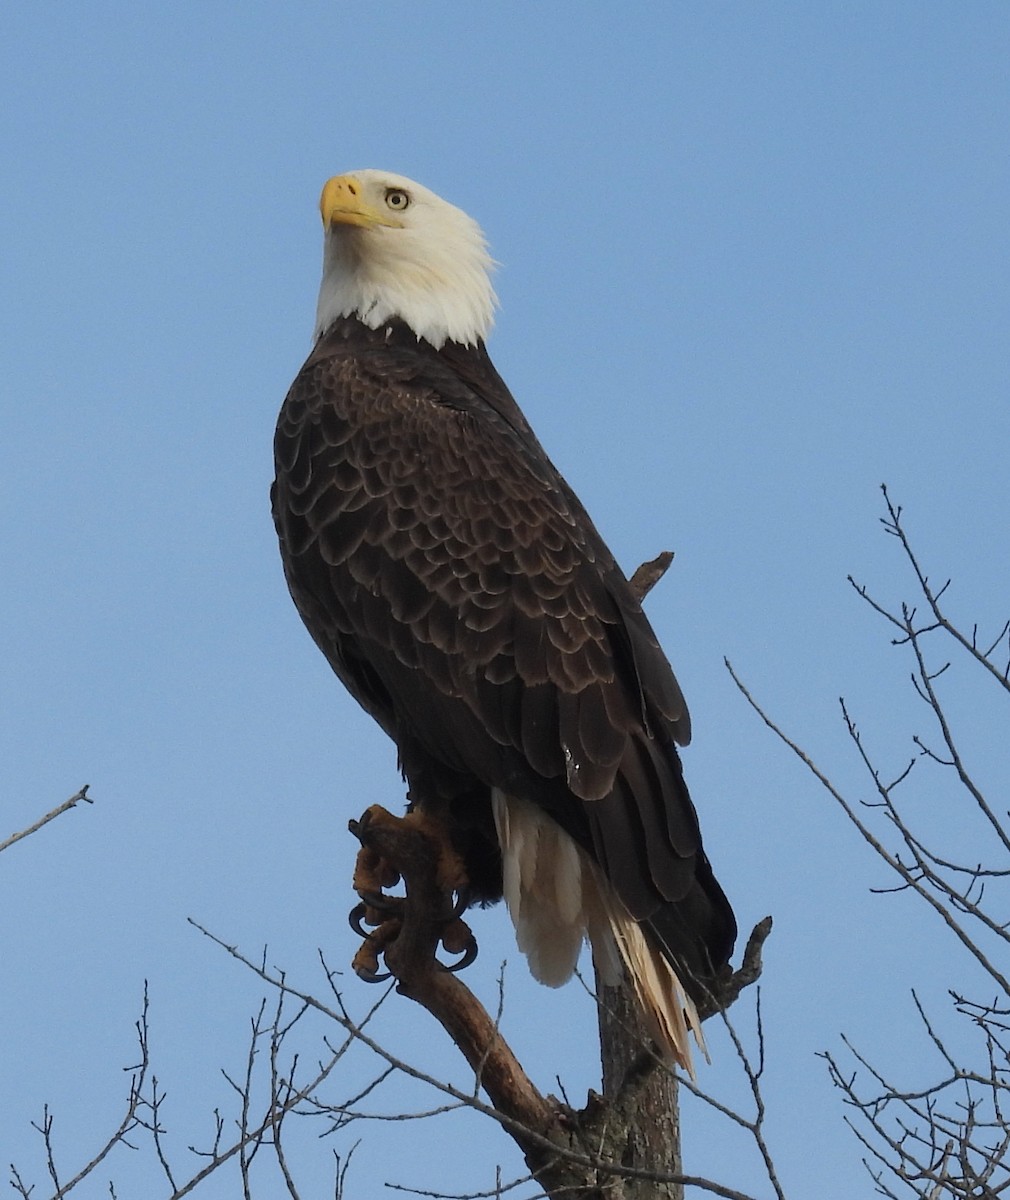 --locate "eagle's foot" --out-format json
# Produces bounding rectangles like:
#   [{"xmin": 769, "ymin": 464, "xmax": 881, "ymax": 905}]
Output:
[
  {"xmin": 352, "ymin": 817, "xmax": 402, "ymax": 897},
  {"xmin": 351, "ymin": 803, "xmax": 470, "ymax": 909},
  {"xmin": 439, "ymin": 914, "xmax": 478, "ymax": 973},
  {"xmin": 400, "ymin": 807, "xmax": 470, "ymax": 900},
  {"xmin": 349, "ymin": 903, "xmax": 400, "ymax": 983},
  {"xmin": 348, "ymin": 896, "xmax": 404, "ymax": 940},
  {"xmin": 348, "ymin": 803, "xmax": 478, "ymax": 977}
]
